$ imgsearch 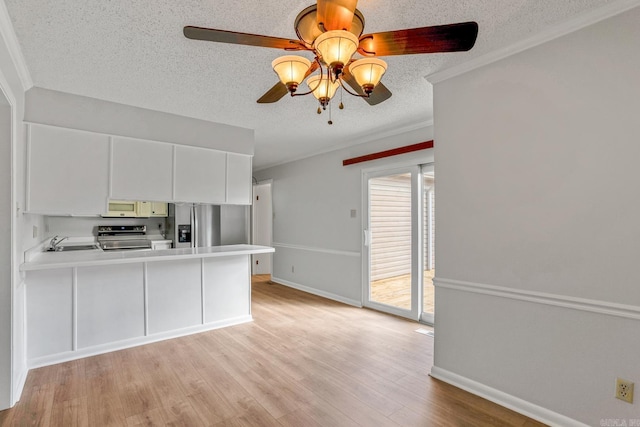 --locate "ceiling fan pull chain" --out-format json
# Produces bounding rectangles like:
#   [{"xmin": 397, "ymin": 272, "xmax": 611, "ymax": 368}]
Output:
[
  {"xmin": 328, "ymin": 101, "xmax": 333, "ymax": 125},
  {"xmin": 339, "ymin": 86, "xmax": 344, "ymax": 110}
]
